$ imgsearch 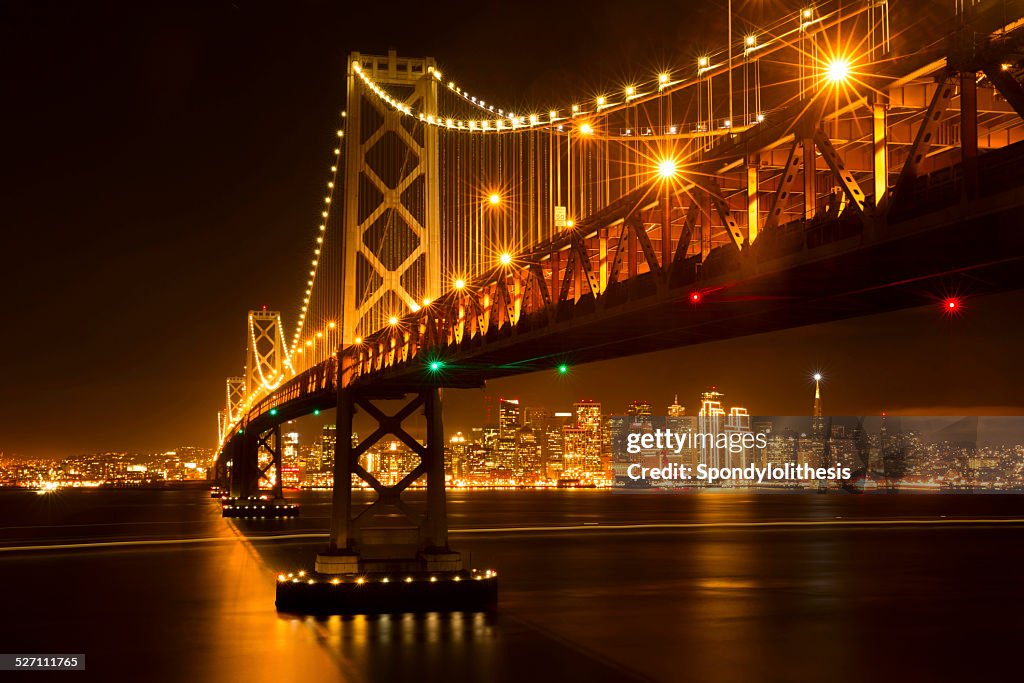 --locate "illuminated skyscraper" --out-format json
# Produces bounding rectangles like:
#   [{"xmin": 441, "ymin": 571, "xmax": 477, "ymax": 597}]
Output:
[
  {"xmin": 573, "ymin": 400, "xmax": 603, "ymax": 476},
  {"xmin": 282, "ymin": 431, "xmax": 301, "ymax": 487},
  {"xmin": 497, "ymin": 399, "xmax": 521, "ymax": 470},
  {"xmin": 562, "ymin": 426, "xmax": 588, "ymax": 476},
  {"xmin": 725, "ymin": 407, "xmax": 752, "ymax": 469},
  {"xmin": 697, "ymin": 389, "xmax": 752, "ymax": 472},
  {"xmin": 519, "ymin": 406, "xmax": 549, "ymax": 478},
  {"xmin": 766, "ymin": 428, "xmax": 799, "ymax": 471},
  {"xmin": 481, "ymin": 425, "xmax": 499, "ymax": 450},
  {"xmin": 446, "ymin": 432, "xmax": 469, "ymax": 479},
  {"xmin": 666, "ymin": 396, "xmax": 698, "ymax": 473},
  {"xmin": 320, "ymin": 424, "xmax": 337, "ymax": 474},
  {"xmin": 626, "ymin": 400, "xmax": 653, "ymax": 417},
  {"xmin": 752, "ymin": 420, "xmax": 773, "ymax": 468},
  {"xmin": 544, "ymin": 412, "xmax": 573, "ymax": 478},
  {"xmin": 516, "ymin": 428, "xmax": 542, "ymax": 479},
  {"xmin": 522, "ymin": 406, "xmax": 548, "ymax": 431},
  {"xmin": 698, "ymin": 389, "xmax": 726, "ymax": 469},
  {"xmin": 667, "ymin": 395, "xmax": 686, "ymax": 416},
  {"xmin": 620, "ymin": 400, "xmax": 655, "ymax": 477}
]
